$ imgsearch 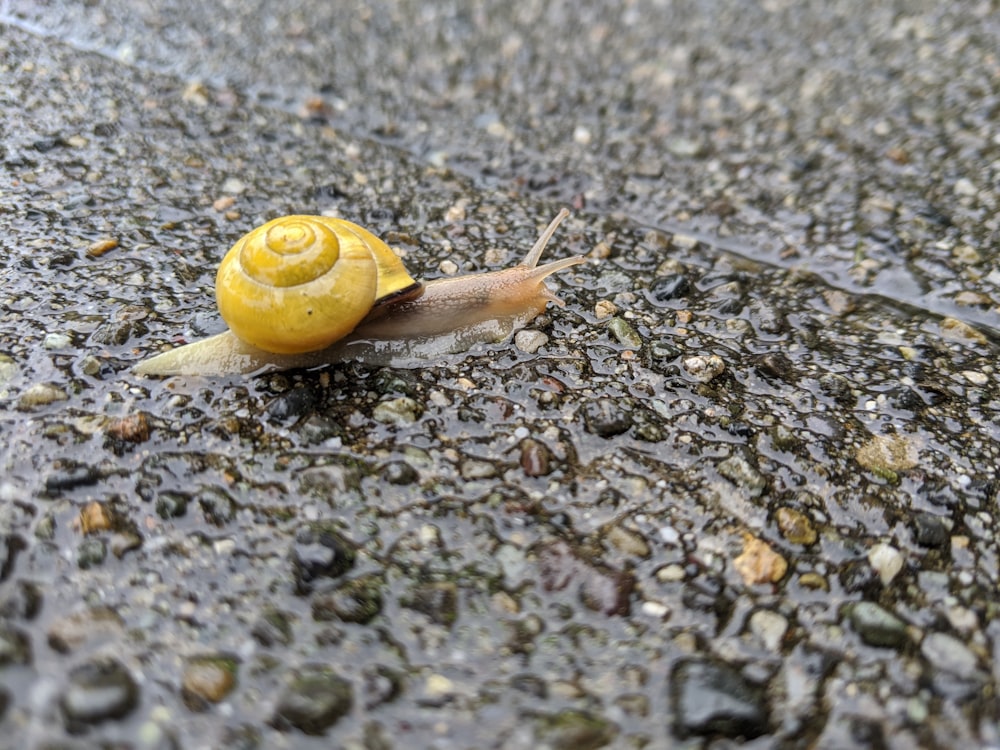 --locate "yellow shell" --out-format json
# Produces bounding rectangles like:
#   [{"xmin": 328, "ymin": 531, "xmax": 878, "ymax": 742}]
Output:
[{"xmin": 215, "ymin": 215, "xmax": 419, "ymax": 354}]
